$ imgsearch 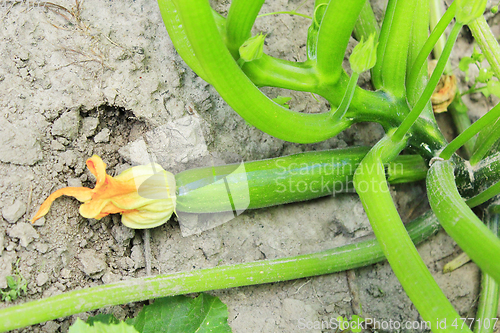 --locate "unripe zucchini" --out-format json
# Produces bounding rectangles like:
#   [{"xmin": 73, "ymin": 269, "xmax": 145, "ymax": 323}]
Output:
[{"xmin": 175, "ymin": 147, "xmax": 426, "ymax": 213}]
